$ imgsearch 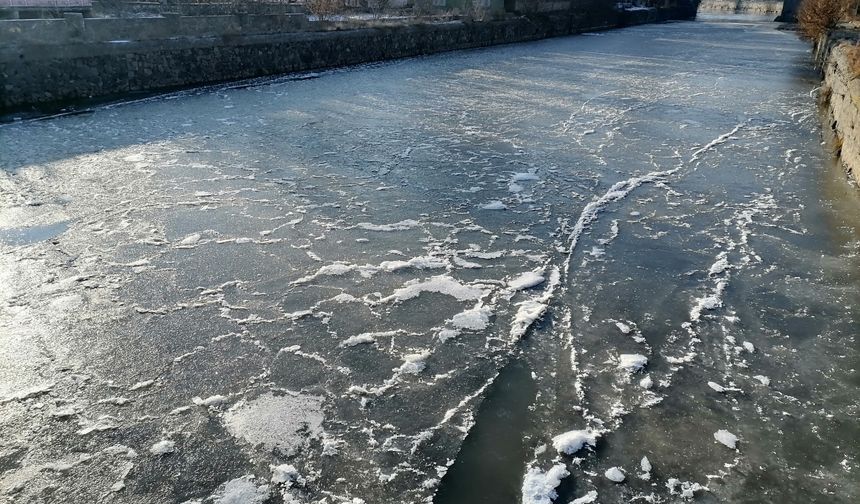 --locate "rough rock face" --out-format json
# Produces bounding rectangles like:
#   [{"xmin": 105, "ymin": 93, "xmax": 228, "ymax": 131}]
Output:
[
  {"xmin": 697, "ymin": 0, "xmax": 784, "ymax": 14},
  {"xmin": 823, "ymin": 43, "xmax": 860, "ymax": 184}
]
